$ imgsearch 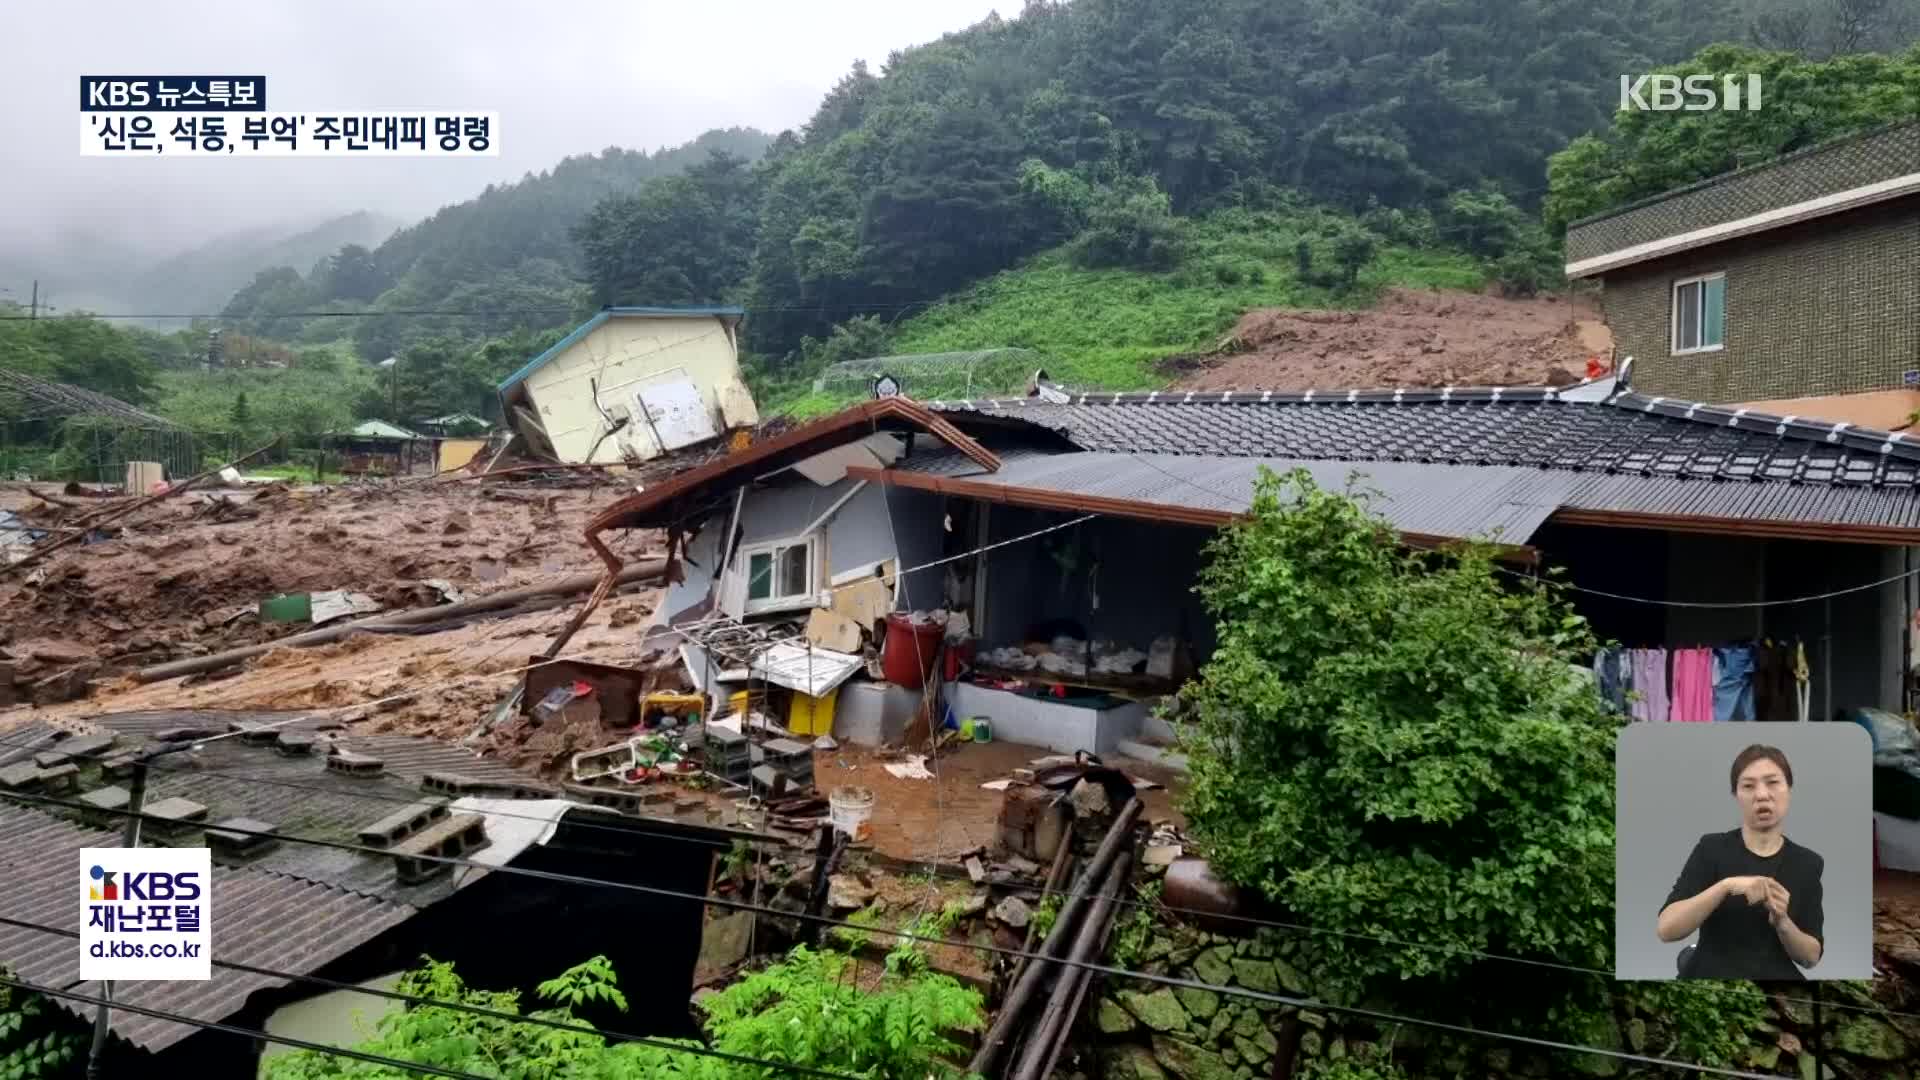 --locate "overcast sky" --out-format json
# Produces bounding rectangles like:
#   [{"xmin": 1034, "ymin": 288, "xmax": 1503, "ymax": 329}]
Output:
[{"xmin": 1, "ymin": 0, "xmax": 1004, "ymax": 260}]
